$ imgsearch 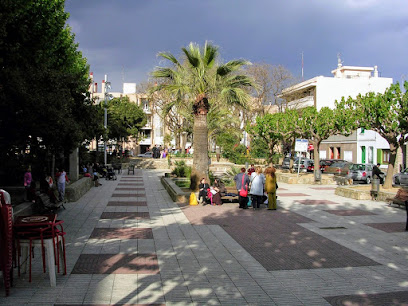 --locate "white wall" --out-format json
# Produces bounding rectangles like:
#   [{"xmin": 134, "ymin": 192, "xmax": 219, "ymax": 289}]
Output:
[{"xmin": 315, "ymin": 77, "xmax": 393, "ymax": 110}]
